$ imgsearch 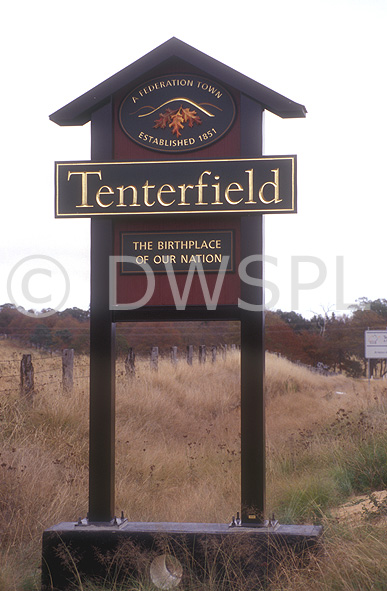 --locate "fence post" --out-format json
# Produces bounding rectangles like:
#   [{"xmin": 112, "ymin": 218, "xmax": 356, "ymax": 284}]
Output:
[
  {"xmin": 20, "ymin": 354, "xmax": 34, "ymax": 400},
  {"xmin": 125, "ymin": 348, "xmax": 136, "ymax": 377},
  {"xmin": 150, "ymin": 347, "xmax": 159, "ymax": 371},
  {"xmin": 170, "ymin": 346, "xmax": 178, "ymax": 366},
  {"xmin": 222, "ymin": 344, "xmax": 227, "ymax": 360},
  {"xmin": 62, "ymin": 349, "xmax": 74, "ymax": 393},
  {"xmin": 186, "ymin": 345, "xmax": 193, "ymax": 366},
  {"xmin": 199, "ymin": 345, "xmax": 206, "ymax": 364},
  {"xmin": 211, "ymin": 346, "xmax": 217, "ymax": 363}
]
